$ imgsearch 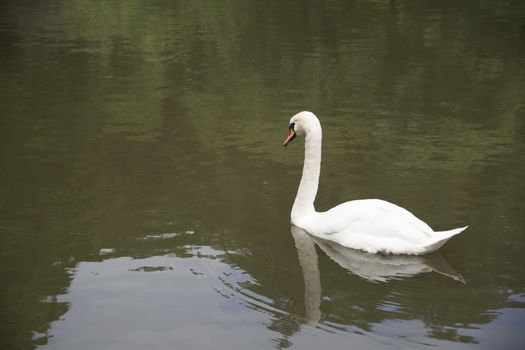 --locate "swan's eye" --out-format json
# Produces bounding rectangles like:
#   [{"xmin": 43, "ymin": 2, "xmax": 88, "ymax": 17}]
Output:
[{"xmin": 289, "ymin": 122, "xmax": 295, "ymax": 131}]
